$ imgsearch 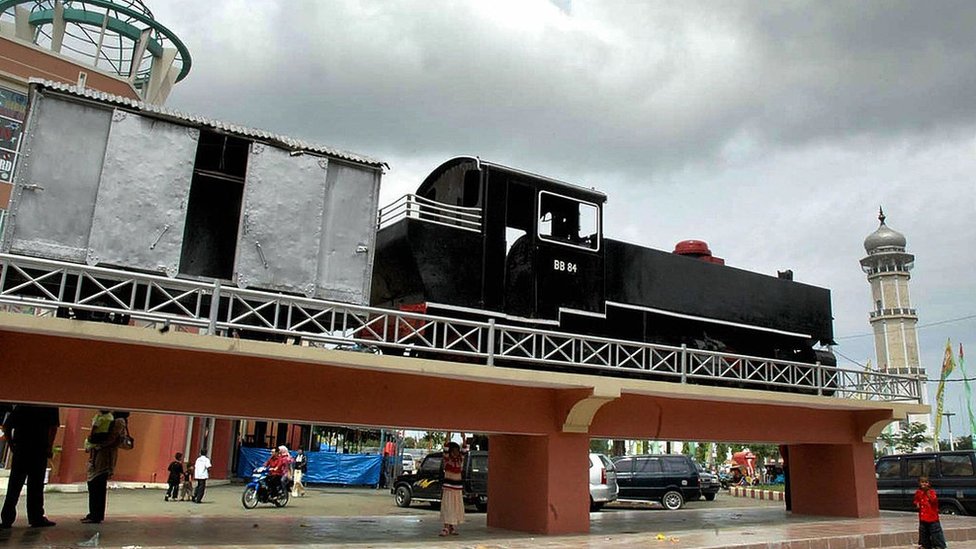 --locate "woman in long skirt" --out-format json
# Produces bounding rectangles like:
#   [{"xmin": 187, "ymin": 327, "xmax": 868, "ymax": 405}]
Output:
[{"xmin": 439, "ymin": 442, "xmax": 465, "ymax": 536}]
